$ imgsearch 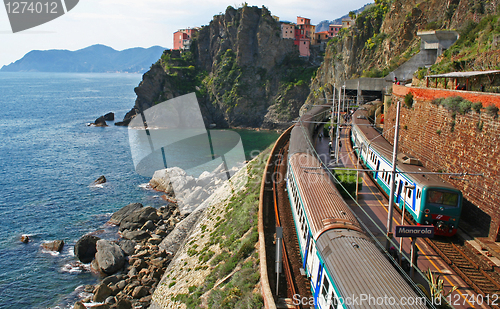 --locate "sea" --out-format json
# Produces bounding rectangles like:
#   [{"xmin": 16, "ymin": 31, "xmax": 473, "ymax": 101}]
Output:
[{"xmin": 0, "ymin": 72, "xmax": 279, "ymax": 309}]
